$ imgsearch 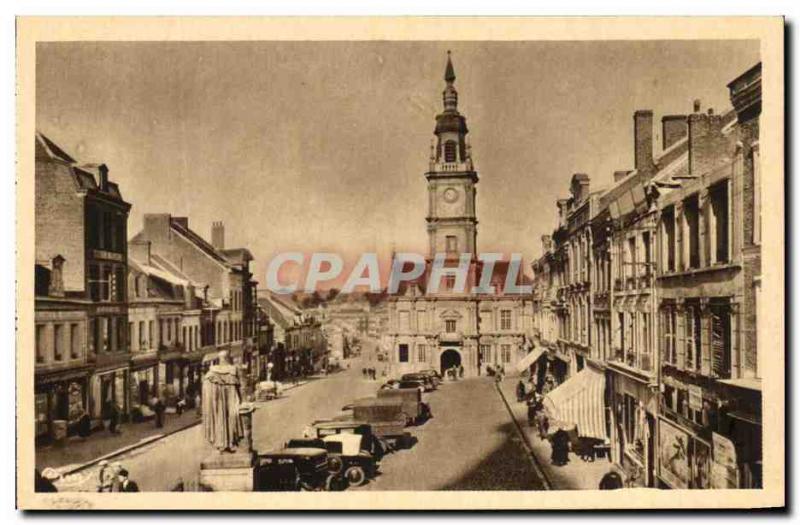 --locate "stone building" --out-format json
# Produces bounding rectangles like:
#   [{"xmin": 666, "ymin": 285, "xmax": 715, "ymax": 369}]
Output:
[
  {"xmin": 385, "ymin": 53, "xmax": 533, "ymax": 378},
  {"xmin": 529, "ymin": 62, "xmax": 763, "ymax": 490},
  {"xmin": 130, "ymin": 215, "xmax": 258, "ymax": 386},
  {"xmin": 35, "ymin": 132, "xmax": 132, "ymax": 438}
]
